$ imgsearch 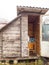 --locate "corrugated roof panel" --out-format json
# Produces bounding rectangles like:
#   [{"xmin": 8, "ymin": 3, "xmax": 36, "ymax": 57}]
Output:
[{"xmin": 17, "ymin": 6, "xmax": 49, "ymax": 15}]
